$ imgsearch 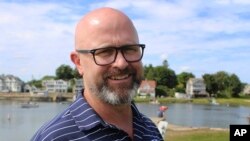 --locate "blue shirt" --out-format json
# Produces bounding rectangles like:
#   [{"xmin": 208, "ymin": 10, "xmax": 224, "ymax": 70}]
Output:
[{"xmin": 31, "ymin": 93, "xmax": 163, "ymax": 141}]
